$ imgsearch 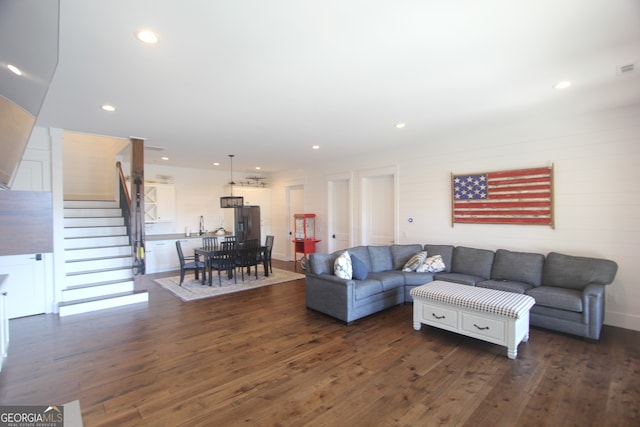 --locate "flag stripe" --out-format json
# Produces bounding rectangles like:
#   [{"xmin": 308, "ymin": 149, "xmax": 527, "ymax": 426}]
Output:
[
  {"xmin": 452, "ymin": 166, "xmax": 553, "ymax": 226},
  {"xmin": 455, "ymin": 217, "xmax": 552, "ymax": 225},
  {"xmin": 455, "ymin": 209, "xmax": 551, "ymax": 216}
]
